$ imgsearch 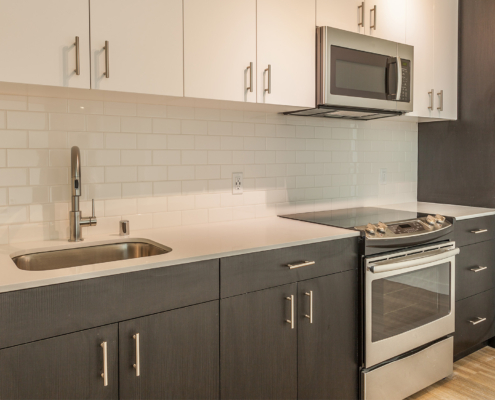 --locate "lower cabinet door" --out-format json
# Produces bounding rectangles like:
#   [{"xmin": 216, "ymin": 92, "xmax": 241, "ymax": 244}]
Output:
[
  {"xmin": 220, "ymin": 283, "xmax": 298, "ymax": 399},
  {"xmin": 0, "ymin": 324, "xmax": 118, "ymax": 400},
  {"xmin": 298, "ymin": 270, "xmax": 359, "ymax": 400},
  {"xmin": 119, "ymin": 301, "xmax": 219, "ymax": 400}
]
